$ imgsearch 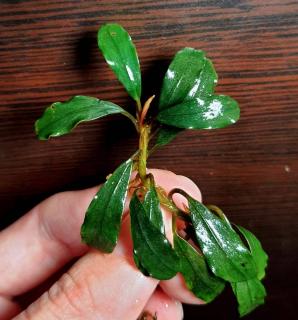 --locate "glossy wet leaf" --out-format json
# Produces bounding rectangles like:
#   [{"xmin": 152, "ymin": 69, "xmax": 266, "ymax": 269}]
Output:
[
  {"xmin": 159, "ymin": 48, "xmax": 217, "ymax": 110},
  {"xmin": 174, "ymin": 233, "xmax": 225, "ymax": 303},
  {"xmin": 155, "ymin": 125, "xmax": 183, "ymax": 147},
  {"xmin": 35, "ymin": 96, "xmax": 127, "ymax": 140},
  {"xmin": 187, "ymin": 196, "xmax": 257, "ymax": 282},
  {"xmin": 157, "ymin": 95, "xmax": 240, "ymax": 130},
  {"xmin": 232, "ymin": 278, "xmax": 266, "ymax": 317},
  {"xmin": 130, "ymin": 193, "xmax": 179, "ymax": 280},
  {"xmin": 81, "ymin": 159, "xmax": 132, "ymax": 253},
  {"xmin": 235, "ymin": 225, "xmax": 268, "ymax": 280},
  {"xmin": 143, "ymin": 184, "xmax": 164, "ymax": 233},
  {"xmin": 98, "ymin": 23, "xmax": 141, "ymax": 102}
]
